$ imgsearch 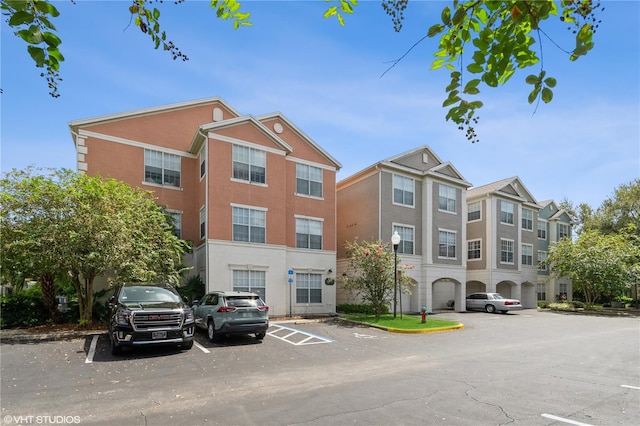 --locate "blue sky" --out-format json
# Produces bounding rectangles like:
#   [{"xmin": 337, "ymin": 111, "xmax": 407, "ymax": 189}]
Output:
[{"xmin": 1, "ymin": 0, "xmax": 638, "ymax": 209}]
